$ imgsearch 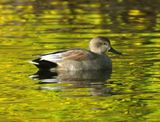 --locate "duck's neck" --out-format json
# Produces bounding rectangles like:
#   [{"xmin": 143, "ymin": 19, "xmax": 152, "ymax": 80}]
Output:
[{"xmin": 90, "ymin": 49, "xmax": 105, "ymax": 55}]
